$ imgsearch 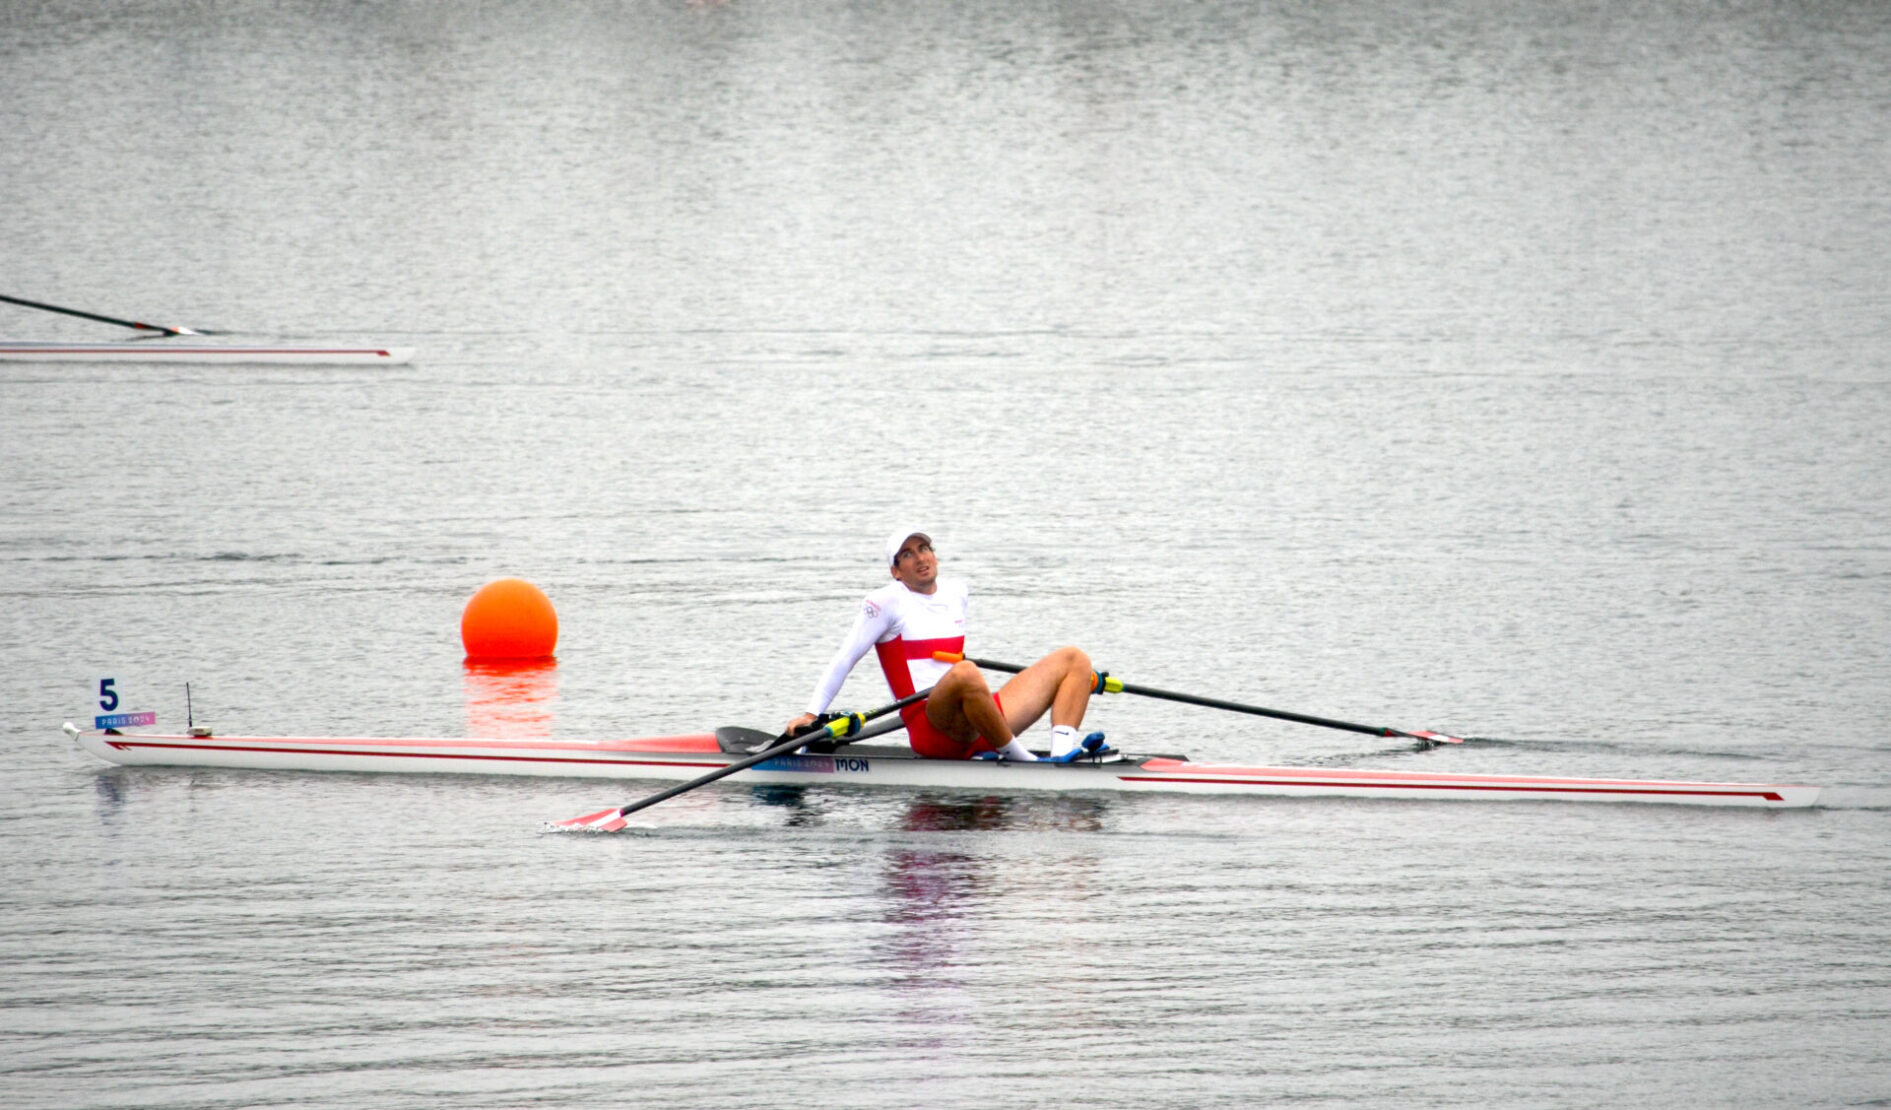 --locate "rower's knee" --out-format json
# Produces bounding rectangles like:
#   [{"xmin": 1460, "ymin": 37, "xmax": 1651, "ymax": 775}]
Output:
[
  {"xmin": 1054, "ymin": 645, "xmax": 1091, "ymax": 674},
  {"xmin": 945, "ymin": 660, "xmax": 989, "ymax": 693}
]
